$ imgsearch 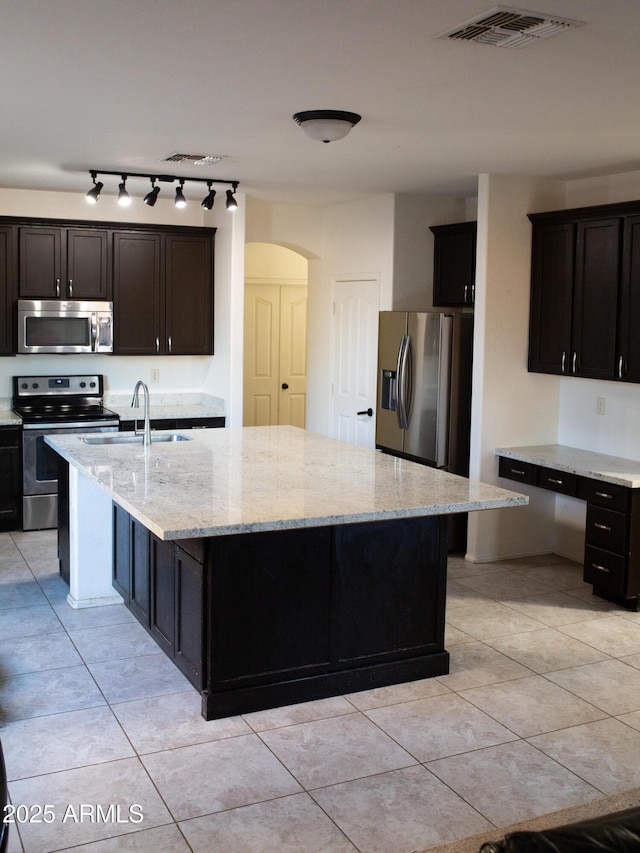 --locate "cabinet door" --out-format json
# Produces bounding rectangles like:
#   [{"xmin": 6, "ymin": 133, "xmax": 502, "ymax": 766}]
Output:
[
  {"xmin": 0, "ymin": 430, "xmax": 21, "ymax": 532},
  {"xmin": 572, "ymin": 218, "xmax": 621, "ymax": 379},
  {"xmin": 19, "ymin": 227, "xmax": 63, "ymax": 298},
  {"xmin": 113, "ymin": 232, "xmax": 162, "ymax": 354},
  {"xmin": 0, "ymin": 226, "xmax": 16, "ymax": 355},
  {"xmin": 618, "ymin": 215, "xmax": 640, "ymax": 382},
  {"xmin": 431, "ymin": 222, "xmax": 477, "ymax": 307},
  {"xmin": 130, "ymin": 519, "xmax": 150, "ymax": 626},
  {"xmin": 164, "ymin": 234, "xmax": 214, "ymax": 354},
  {"xmin": 66, "ymin": 229, "xmax": 110, "ymax": 300},
  {"xmin": 175, "ymin": 546, "xmax": 204, "ymax": 685},
  {"xmin": 150, "ymin": 535, "xmax": 175, "ymax": 656},
  {"xmin": 528, "ymin": 221, "xmax": 574, "ymax": 375},
  {"xmin": 112, "ymin": 504, "xmax": 131, "ymax": 602}
]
